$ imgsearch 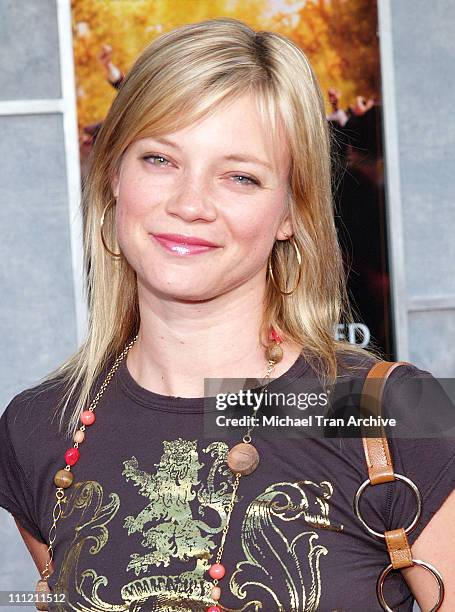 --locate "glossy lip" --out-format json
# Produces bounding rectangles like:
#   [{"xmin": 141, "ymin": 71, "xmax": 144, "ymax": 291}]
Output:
[{"xmin": 150, "ymin": 233, "xmax": 221, "ymax": 256}]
